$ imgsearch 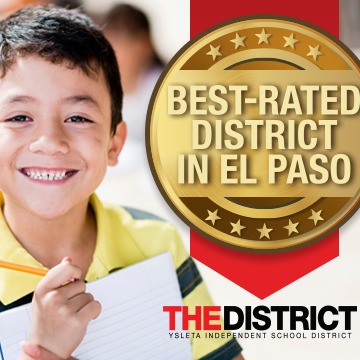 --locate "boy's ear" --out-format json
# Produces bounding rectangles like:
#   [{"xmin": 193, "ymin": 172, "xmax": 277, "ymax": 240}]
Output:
[{"xmin": 108, "ymin": 121, "xmax": 127, "ymax": 166}]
